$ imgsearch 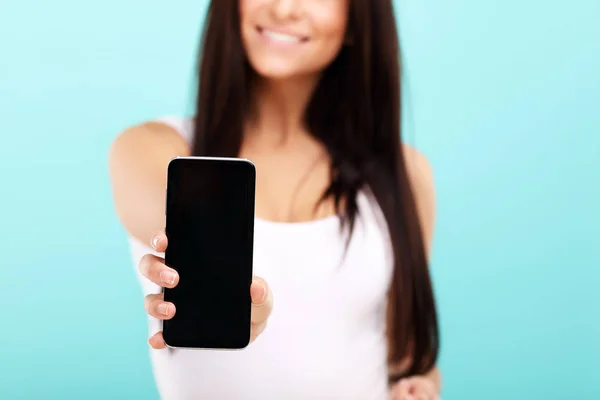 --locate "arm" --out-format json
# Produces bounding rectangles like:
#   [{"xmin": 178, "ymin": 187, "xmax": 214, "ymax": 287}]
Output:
[
  {"xmin": 108, "ymin": 121, "xmax": 274, "ymax": 349},
  {"xmin": 403, "ymin": 144, "xmax": 436, "ymax": 254},
  {"xmin": 388, "ymin": 145, "xmax": 442, "ymax": 394},
  {"xmin": 108, "ymin": 121, "xmax": 190, "ymax": 244}
]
